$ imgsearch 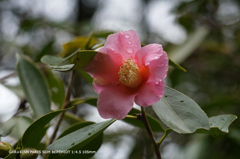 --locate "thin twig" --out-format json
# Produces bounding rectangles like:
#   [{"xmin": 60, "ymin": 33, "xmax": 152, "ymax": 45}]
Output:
[
  {"xmin": 141, "ymin": 107, "xmax": 161, "ymax": 159},
  {"xmin": 158, "ymin": 128, "xmax": 172, "ymax": 146},
  {"xmin": 47, "ymin": 71, "xmax": 76, "ymax": 146},
  {"xmin": 0, "ymin": 71, "xmax": 17, "ymax": 83}
]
